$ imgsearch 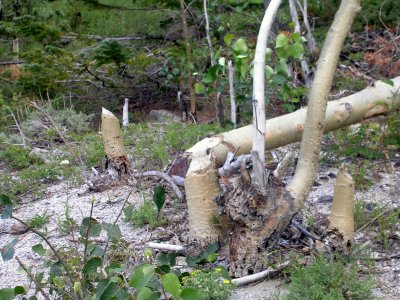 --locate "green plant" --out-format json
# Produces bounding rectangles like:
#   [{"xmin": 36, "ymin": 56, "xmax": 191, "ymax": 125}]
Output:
[
  {"xmin": 57, "ymin": 202, "xmax": 77, "ymax": 236},
  {"xmin": 285, "ymin": 254, "xmax": 374, "ymax": 300},
  {"xmin": 124, "ymin": 186, "xmax": 167, "ymax": 228},
  {"xmin": 124, "ymin": 200, "xmax": 166, "ymax": 228},
  {"xmin": 28, "ymin": 212, "xmax": 50, "ymax": 229},
  {"xmin": 182, "ymin": 267, "xmax": 233, "ymax": 300},
  {"xmin": 0, "ymin": 145, "xmax": 43, "ymax": 170},
  {"xmin": 0, "ymin": 194, "xmax": 130, "ymax": 300}
]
